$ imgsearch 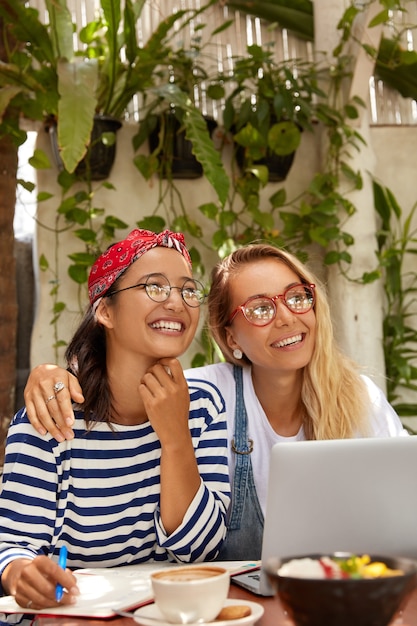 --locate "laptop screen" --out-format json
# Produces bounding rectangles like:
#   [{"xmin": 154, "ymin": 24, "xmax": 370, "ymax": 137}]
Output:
[{"xmin": 261, "ymin": 436, "xmax": 417, "ymax": 571}]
